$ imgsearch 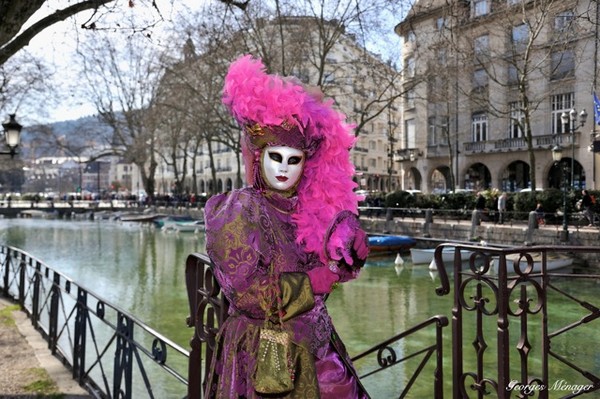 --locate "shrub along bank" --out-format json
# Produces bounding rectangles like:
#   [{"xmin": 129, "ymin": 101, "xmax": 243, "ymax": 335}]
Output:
[{"xmin": 369, "ymin": 188, "xmax": 600, "ymax": 224}]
